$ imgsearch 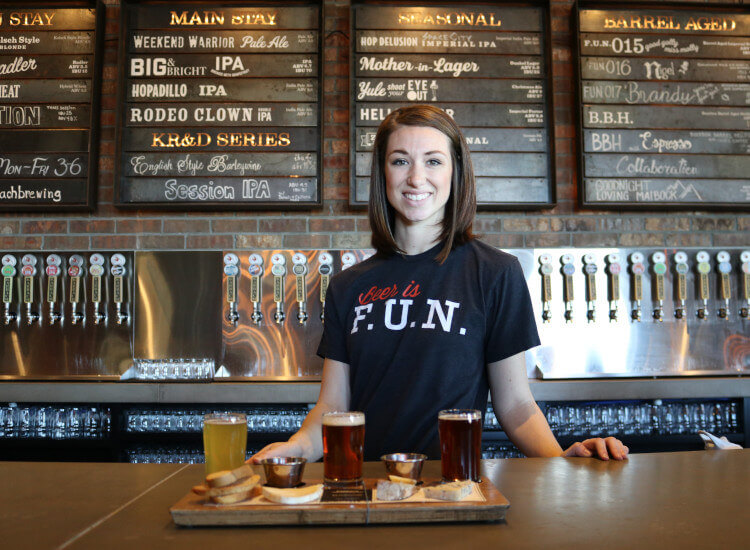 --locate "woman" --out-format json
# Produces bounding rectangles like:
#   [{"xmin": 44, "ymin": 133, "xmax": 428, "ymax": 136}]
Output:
[{"xmin": 252, "ymin": 105, "xmax": 628, "ymax": 463}]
